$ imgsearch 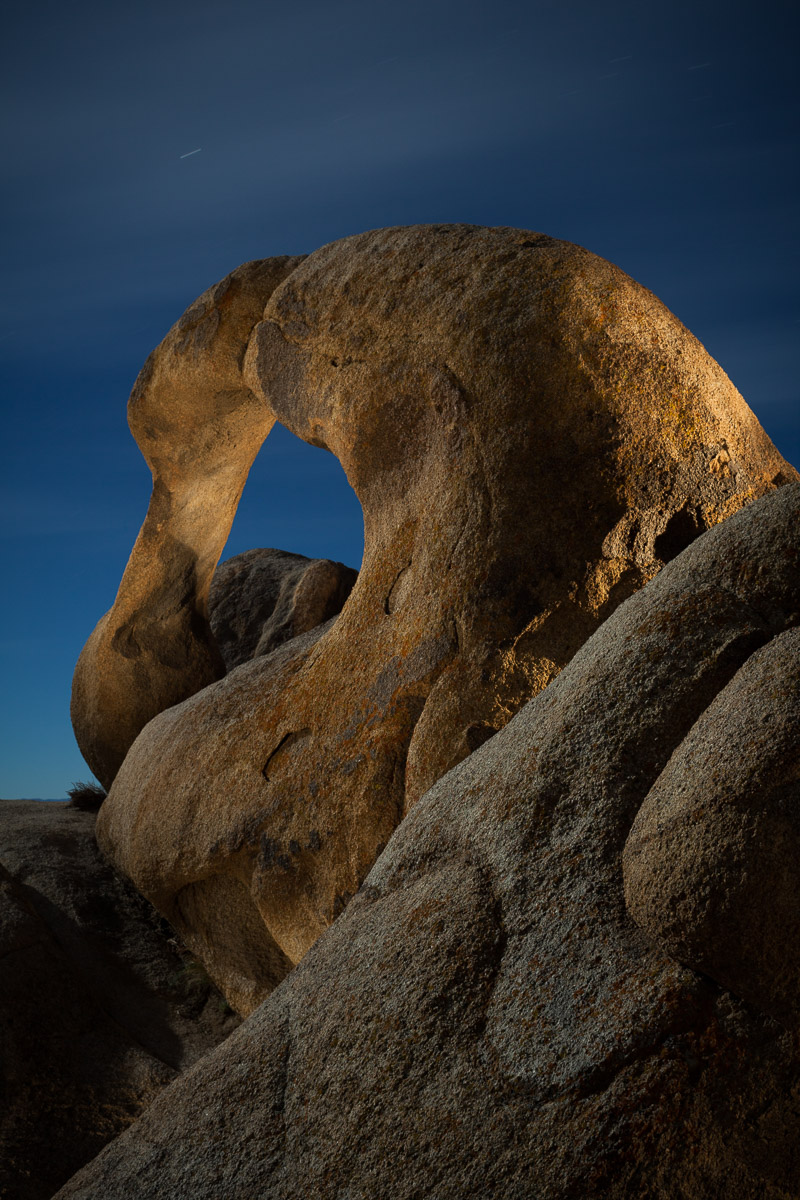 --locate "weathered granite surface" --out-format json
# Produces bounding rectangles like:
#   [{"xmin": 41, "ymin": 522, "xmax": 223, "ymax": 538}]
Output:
[
  {"xmin": 56, "ymin": 484, "xmax": 800, "ymax": 1200},
  {"xmin": 0, "ymin": 800, "xmax": 238, "ymax": 1200},
  {"xmin": 80, "ymin": 225, "xmax": 796, "ymax": 1014}
]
